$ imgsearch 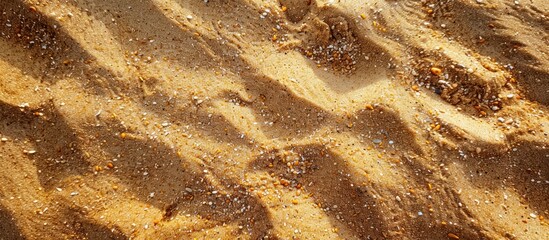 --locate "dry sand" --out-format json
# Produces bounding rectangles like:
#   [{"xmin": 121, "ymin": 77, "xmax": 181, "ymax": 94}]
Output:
[{"xmin": 1, "ymin": 0, "xmax": 548, "ymax": 239}]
